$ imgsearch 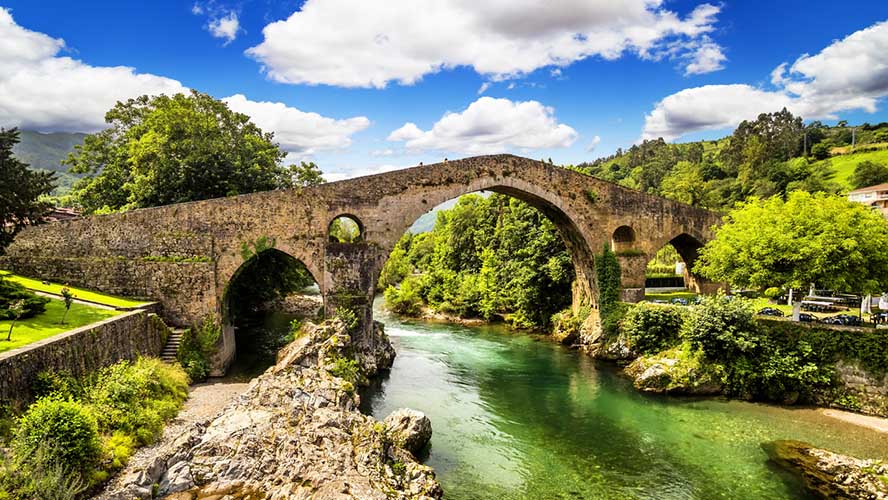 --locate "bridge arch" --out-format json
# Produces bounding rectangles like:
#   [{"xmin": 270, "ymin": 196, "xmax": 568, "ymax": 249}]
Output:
[{"xmin": 328, "ymin": 214, "xmax": 364, "ymax": 243}]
